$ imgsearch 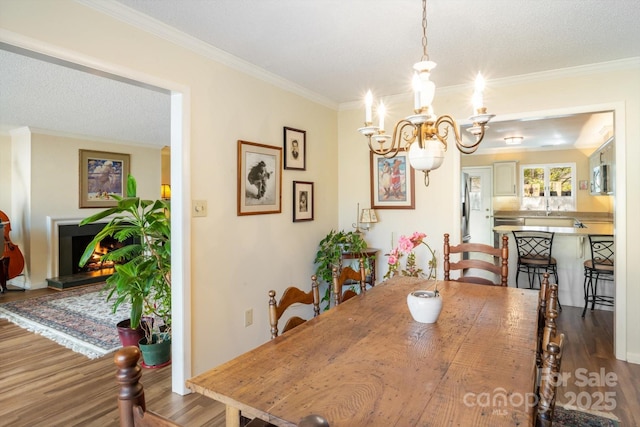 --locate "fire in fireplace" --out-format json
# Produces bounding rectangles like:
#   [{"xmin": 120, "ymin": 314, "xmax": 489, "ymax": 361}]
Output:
[
  {"xmin": 82, "ymin": 235, "xmax": 125, "ymax": 272},
  {"xmin": 57, "ymin": 223, "xmax": 135, "ymax": 277}
]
